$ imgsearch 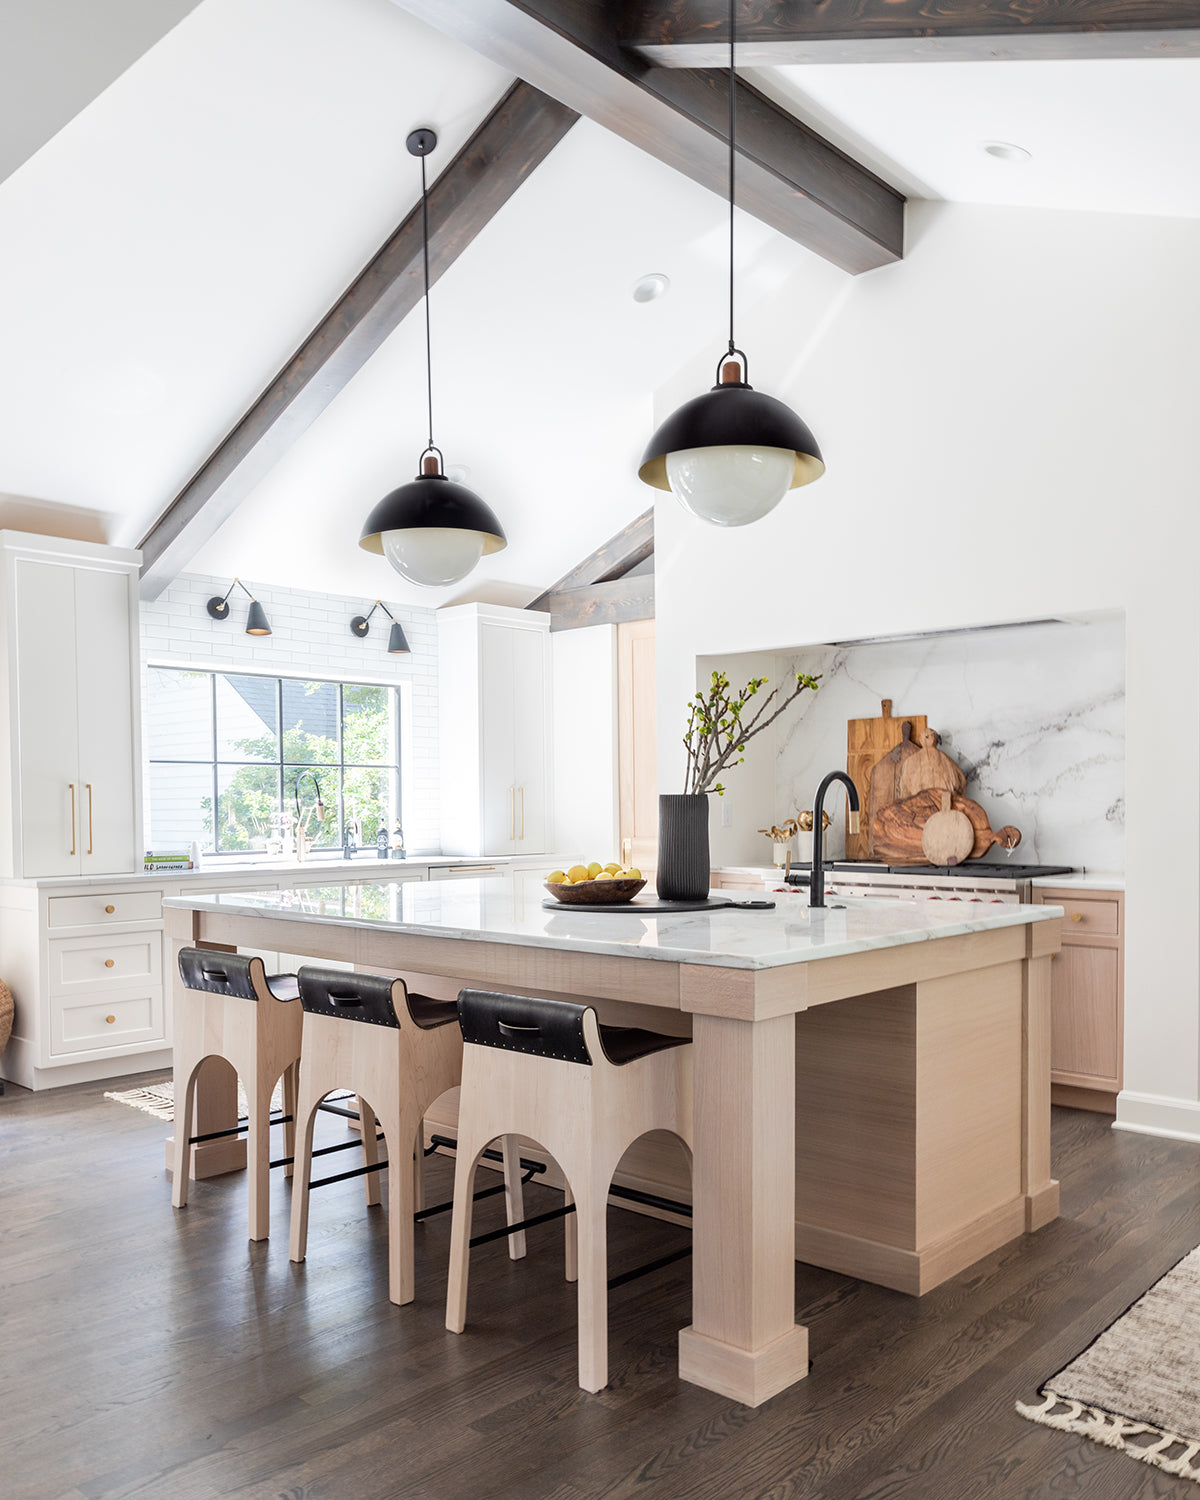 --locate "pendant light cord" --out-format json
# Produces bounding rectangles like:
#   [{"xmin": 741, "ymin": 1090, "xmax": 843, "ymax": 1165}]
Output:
[
  {"xmin": 421, "ymin": 152, "xmax": 435, "ymax": 452},
  {"xmin": 728, "ymin": 0, "xmax": 736, "ymax": 359}
]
